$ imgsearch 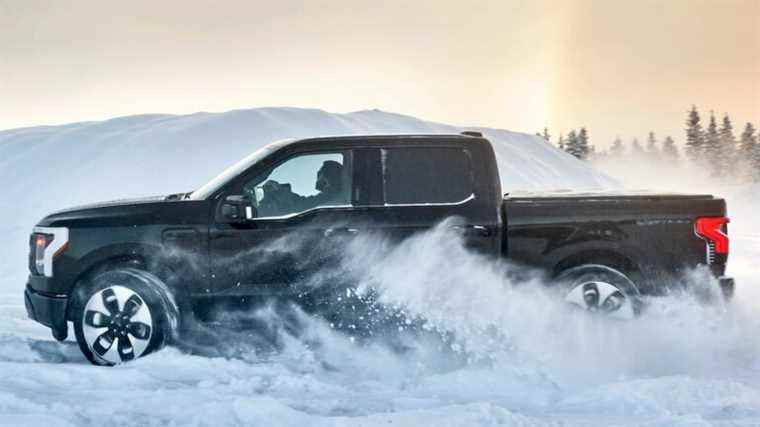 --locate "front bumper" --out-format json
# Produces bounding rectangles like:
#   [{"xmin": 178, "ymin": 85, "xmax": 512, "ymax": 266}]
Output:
[{"xmin": 24, "ymin": 284, "xmax": 69, "ymax": 341}]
